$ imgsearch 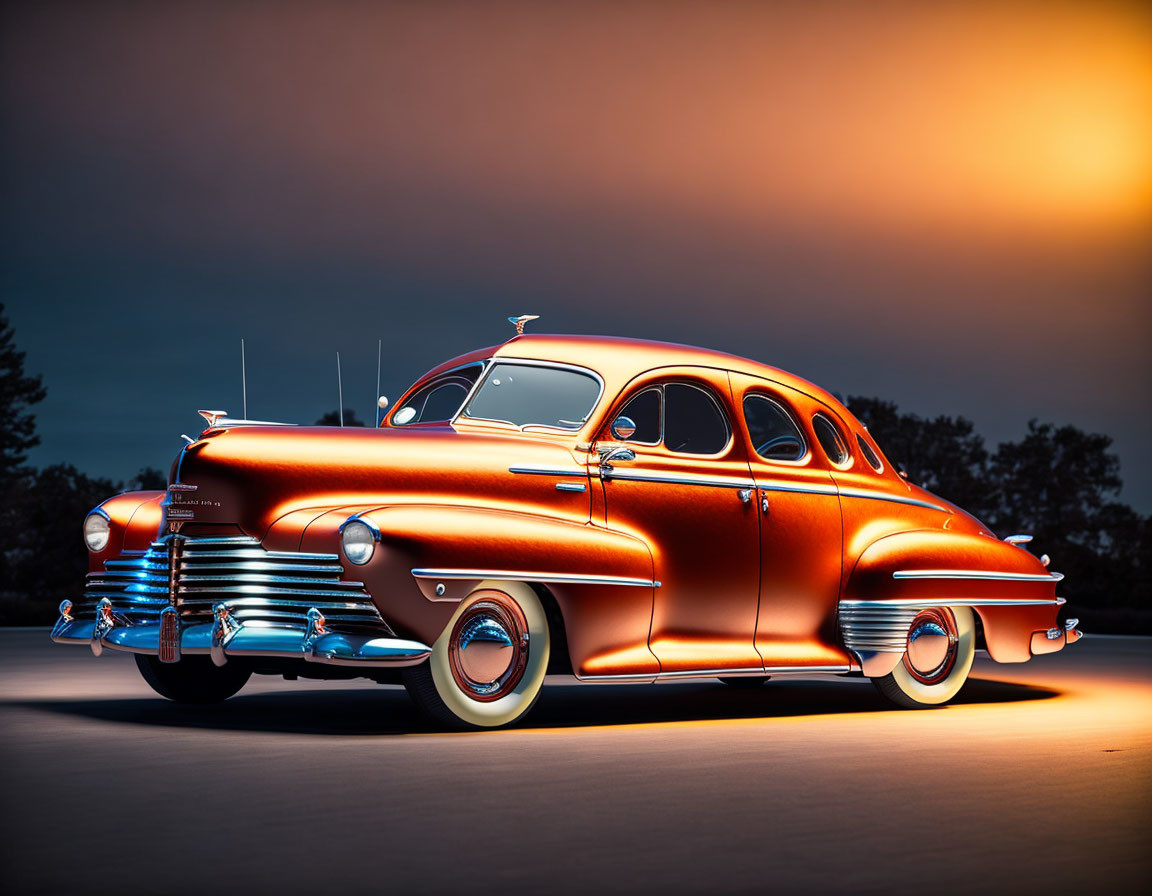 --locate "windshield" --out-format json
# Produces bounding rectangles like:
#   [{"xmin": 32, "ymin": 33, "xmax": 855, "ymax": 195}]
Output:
[{"xmin": 459, "ymin": 362, "xmax": 601, "ymax": 430}]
